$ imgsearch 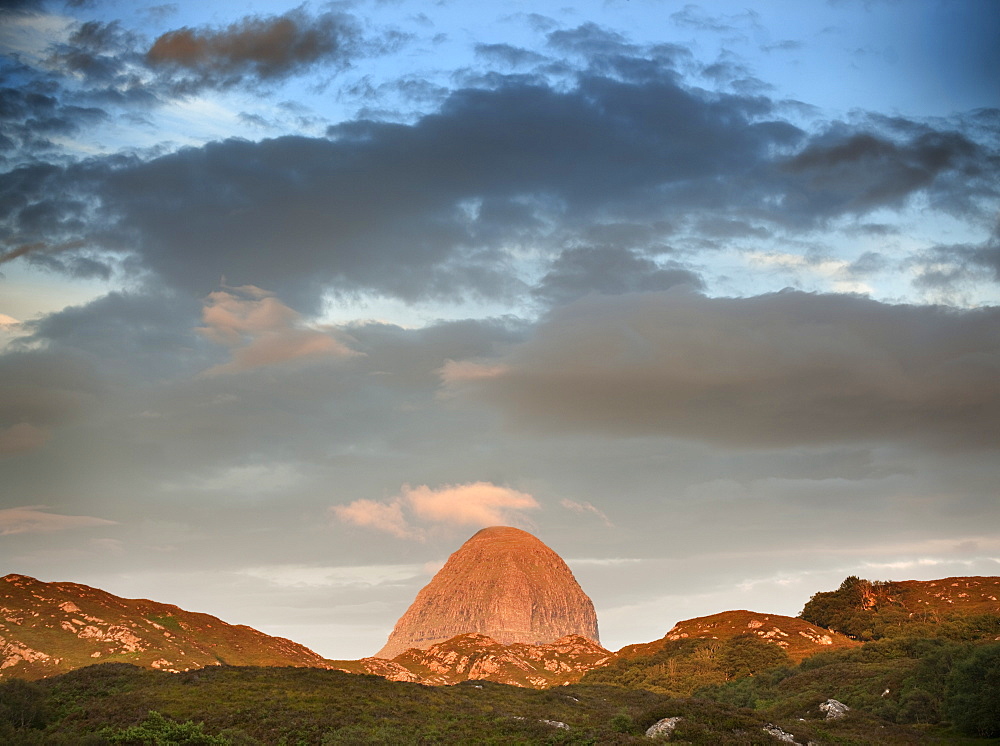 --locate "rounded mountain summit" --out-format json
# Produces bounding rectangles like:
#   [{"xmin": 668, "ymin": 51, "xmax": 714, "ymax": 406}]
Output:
[{"xmin": 376, "ymin": 526, "xmax": 600, "ymax": 659}]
